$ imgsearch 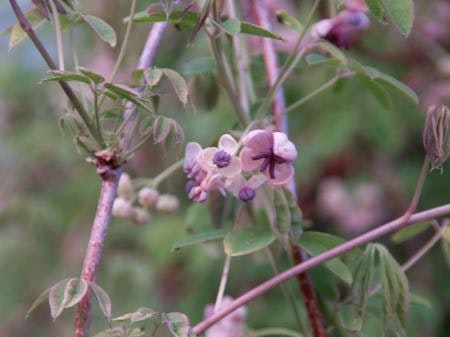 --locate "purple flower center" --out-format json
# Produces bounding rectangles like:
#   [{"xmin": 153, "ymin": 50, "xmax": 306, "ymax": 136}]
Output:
[
  {"xmin": 251, "ymin": 148, "xmax": 286, "ymax": 179},
  {"xmin": 213, "ymin": 150, "xmax": 232, "ymax": 168},
  {"xmin": 239, "ymin": 187, "xmax": 256, "ymax": 202}
]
